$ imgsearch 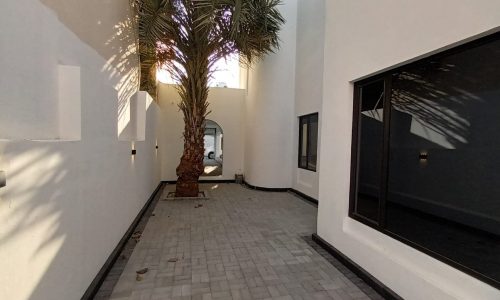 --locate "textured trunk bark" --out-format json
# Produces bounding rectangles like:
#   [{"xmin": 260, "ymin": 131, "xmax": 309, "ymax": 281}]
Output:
[
  {"xmin": 175, "ymin": 51, "xmax": 210, "ymax": 197},
  {"xmin": 175, "ymin": 119, "xmax": 205, "ymax": 197},
  {"xmin": 174, "ymin": 11, "xmax": 211, "ymax": 197}
]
